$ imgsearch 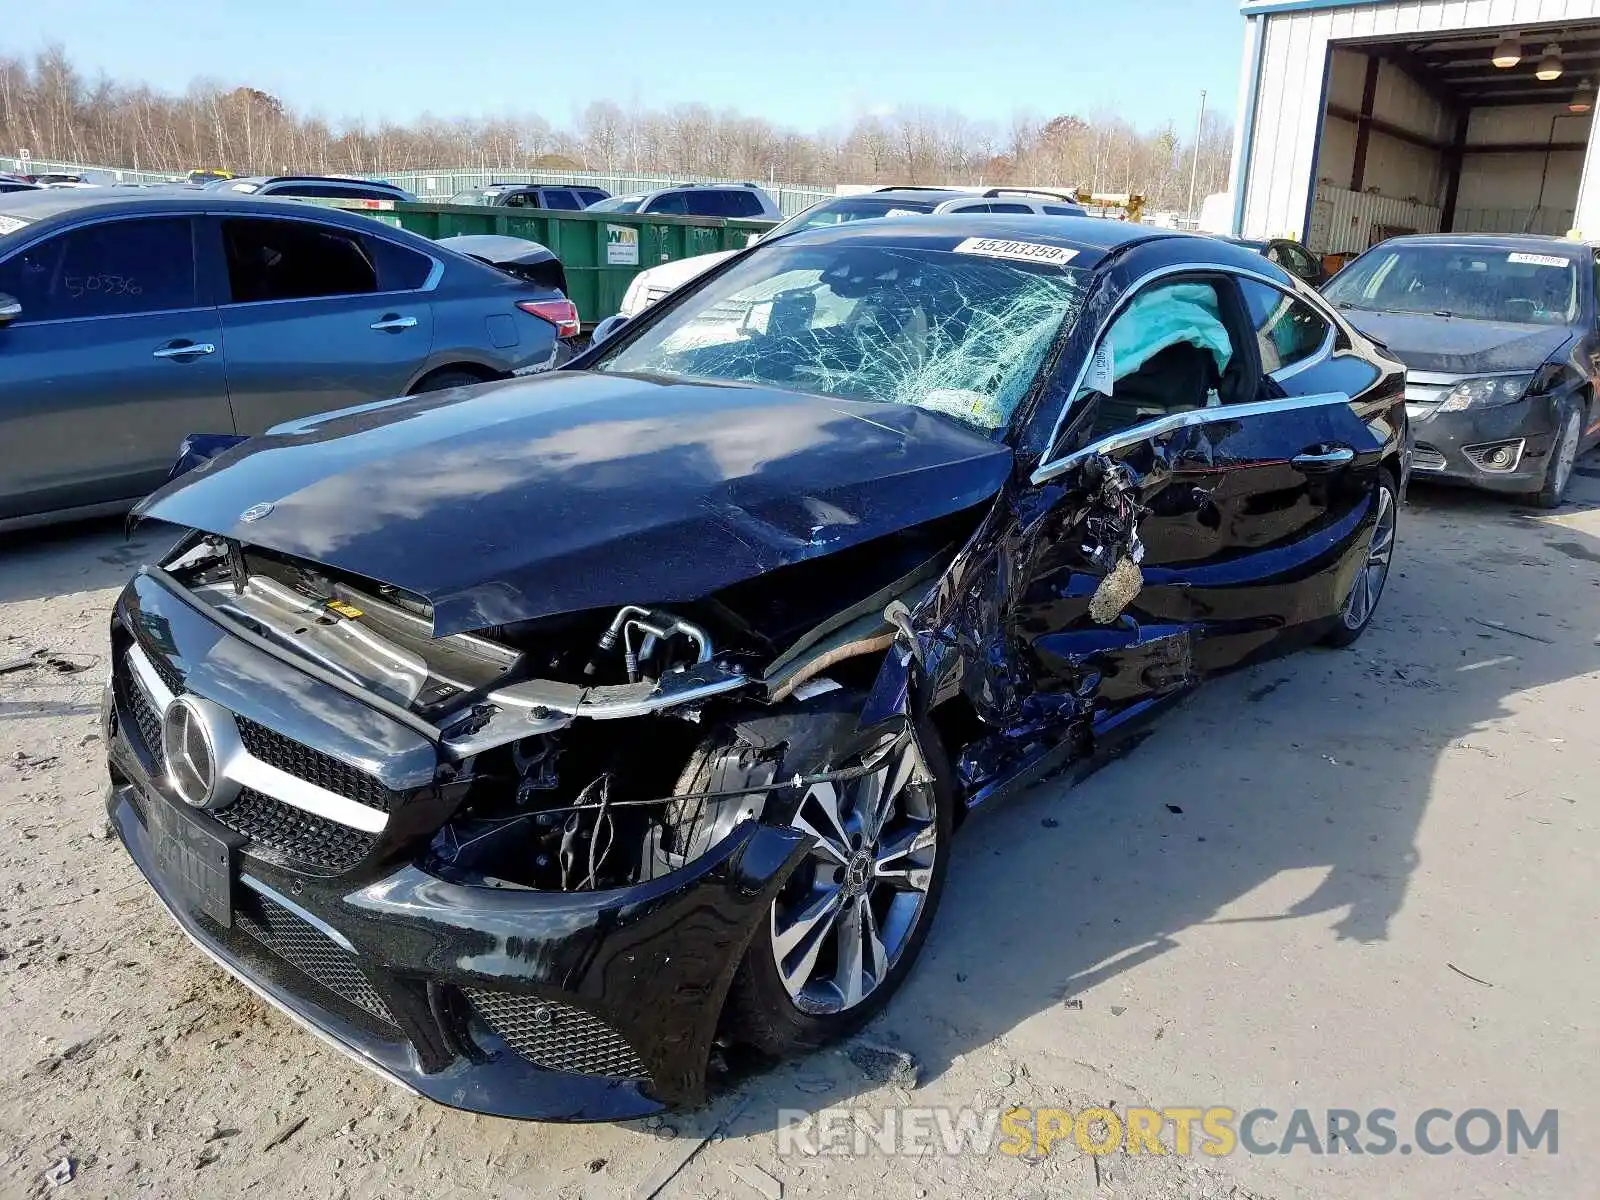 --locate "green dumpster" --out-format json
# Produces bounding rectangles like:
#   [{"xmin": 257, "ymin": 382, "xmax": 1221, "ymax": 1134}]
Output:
[{"xmin": 310, "ymin": 199, "xmax": 774, "ymax": 328}]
